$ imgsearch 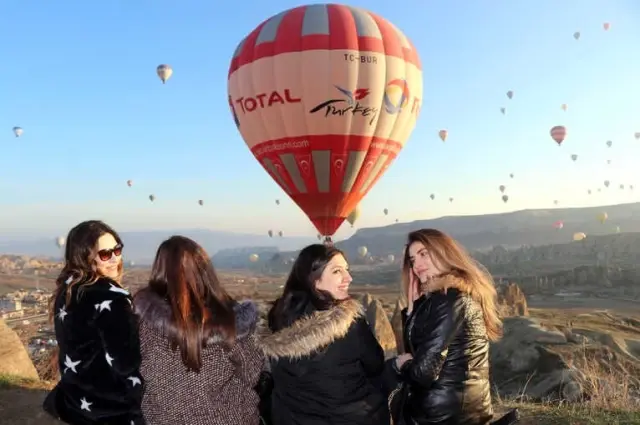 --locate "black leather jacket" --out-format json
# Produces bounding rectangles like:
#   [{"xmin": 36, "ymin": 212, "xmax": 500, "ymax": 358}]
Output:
[{"xmin": 398, "ymin": 276, "xmax": 494, "ymax": 425}]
